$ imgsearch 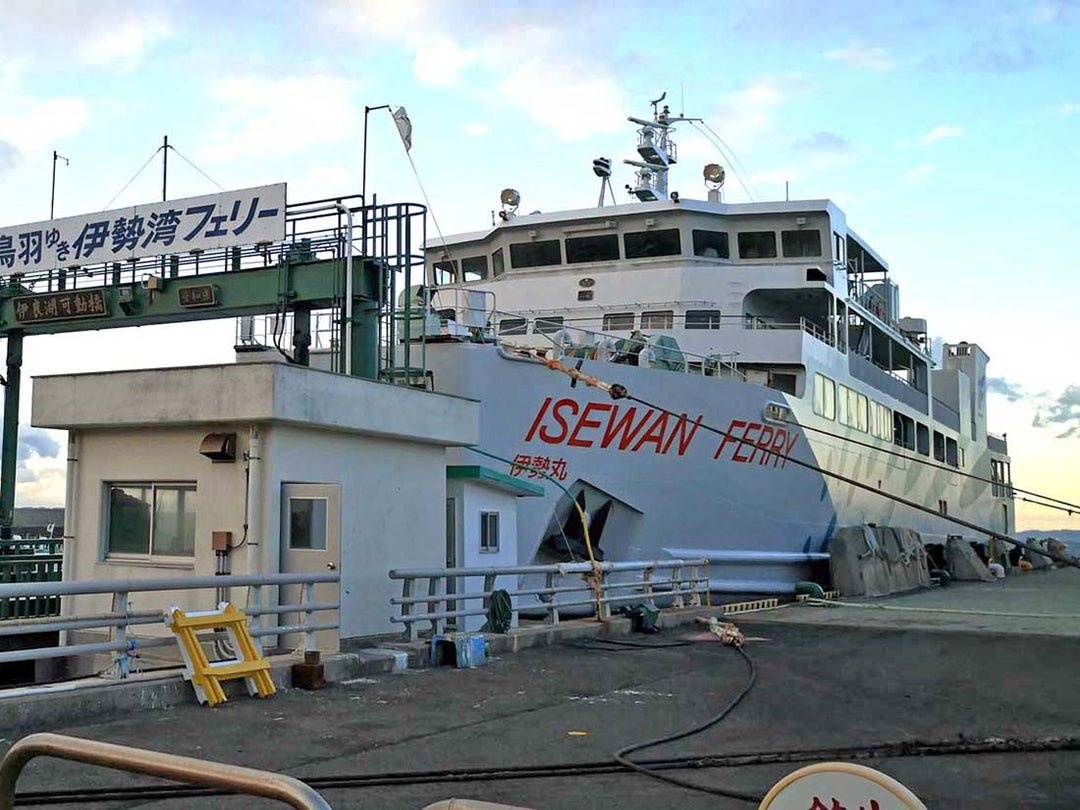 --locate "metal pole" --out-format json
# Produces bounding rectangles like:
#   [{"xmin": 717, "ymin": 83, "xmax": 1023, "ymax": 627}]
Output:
[
  {"xmin": 50, "ymin": 151, "xmax": 69, "ymax": 220},
  {"xmin": 162, "ymin": 135, "xmax": 168, "ymax": 202},
  {"xmin": 0, "ymin": 332, "xmax": 23, "ymax": 540}
]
